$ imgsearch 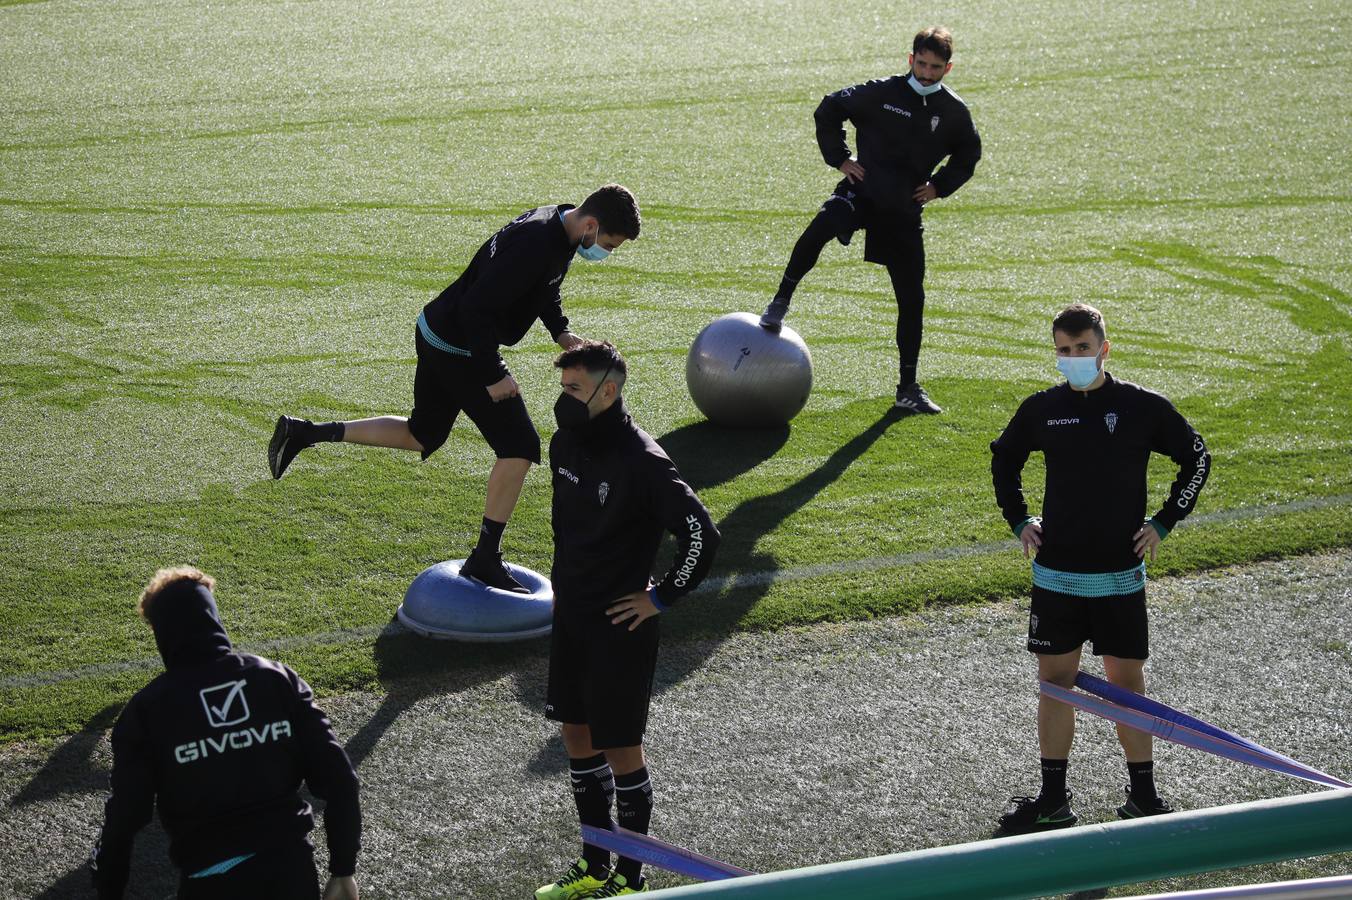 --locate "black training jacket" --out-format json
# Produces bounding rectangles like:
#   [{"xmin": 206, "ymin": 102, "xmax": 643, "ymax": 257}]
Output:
[
  {"xmin": 990, "ymin": 372, "xmax": 1211, "ymax": 573},
  {"xmin": 91, "ymin": 582, "xmax": 360, "ymax": 898},
  {"xmin": 422, "ymin": 204, "xmax": 575, "ymax": 385},
  {"xmin": 550, "ymin": 399, "xmax": 720, "ymax": 616},
  {"xmin": 815, "ymin": 73, "xmax": 981, "ymax": 217}
]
